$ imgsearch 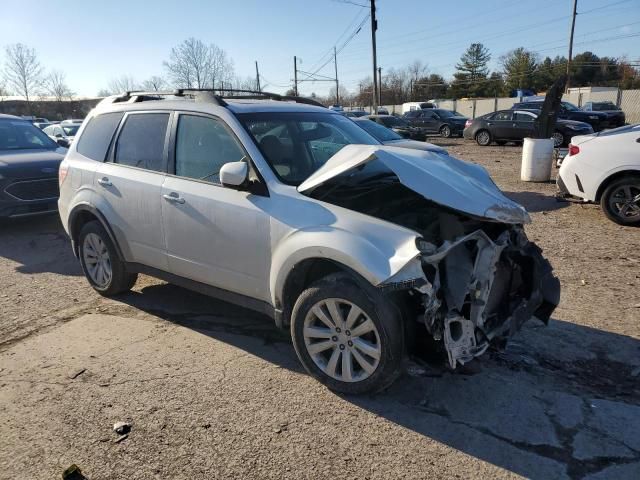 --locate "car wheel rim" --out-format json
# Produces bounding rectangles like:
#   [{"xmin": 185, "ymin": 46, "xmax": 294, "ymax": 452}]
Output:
[
  {"xmin": 552, "ymin": 133, "xmax": 563, "ymax": 147},
  {"xmin": 477, "ymin": 132, "xmax": 489, "ymax": 145},
  {"xmin": 82, "ymin": 233, "xmax": 112, "ymax": 288},
  {"xmin": 303, "ymin": 298, "xmax": 381, "ymax": 383},
  {"xmin": 441, "ymin": 126, "xmax": 450, "ymax": 137},
  {"xmin": 609, "ymin": 184, "xmax": 640, "ymax": 219}
]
